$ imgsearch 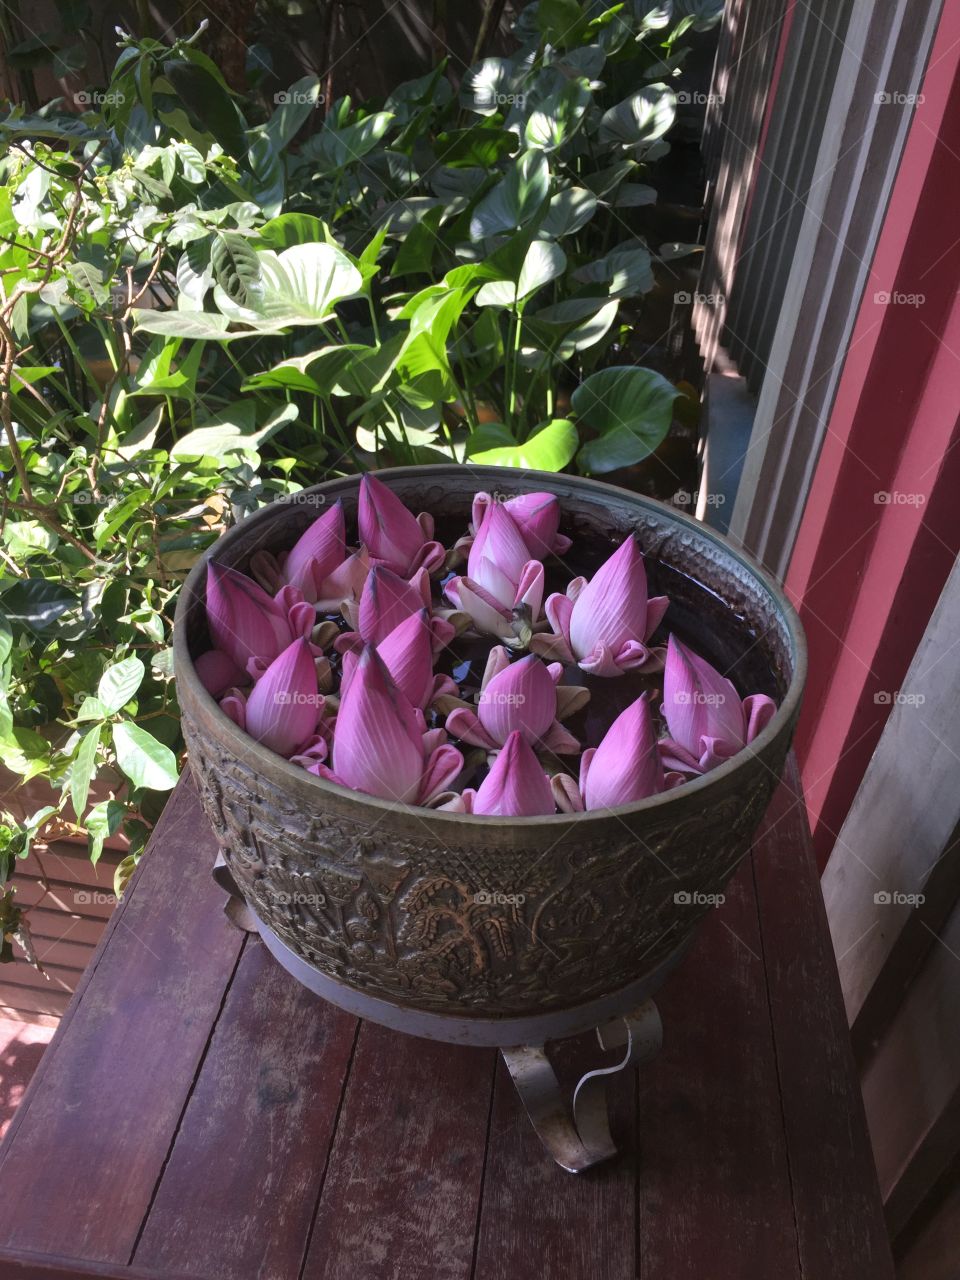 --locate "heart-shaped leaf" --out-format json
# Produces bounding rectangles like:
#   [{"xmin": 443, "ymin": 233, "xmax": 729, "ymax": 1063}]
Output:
[
  {"xmin": 599, "ymin": 84, "xmax": 676, "ymax": 148},
  {"xmin": 476, "ymin": 241, "xmax": 567, "ymax": 307},
  {"xmin": 466, "ymin": 418, "xmax": 579, "ymax": 471},
  {"xmin": 573, "ymin": 366, "xmax": 680, "ymax": 473},
  {"xmin": 470, "ymin": 151, "xmax": 550, "ymax": 240},
  {"xmin": 210, "ymin": 231, "xmax": 262, "ymax": 307},
  {"xmin": 574, "ymin": 243, "xmax": 654, "ymax": 297},
  {"xmin": 212, "ymin": 242, "xmax": 362, "ymax": 328}
]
